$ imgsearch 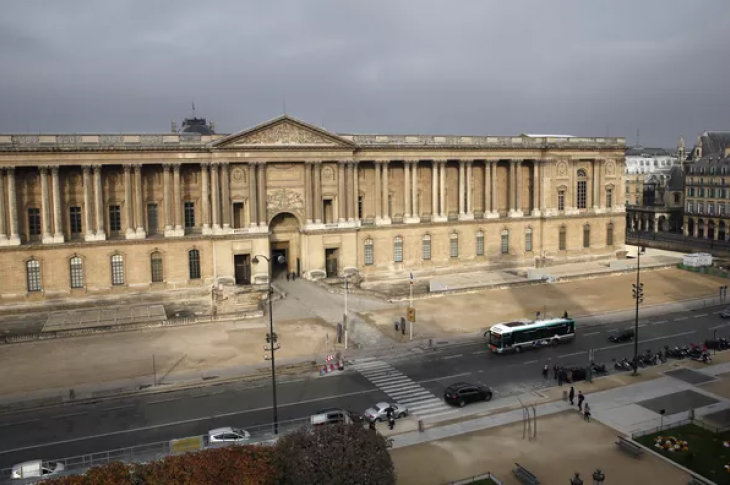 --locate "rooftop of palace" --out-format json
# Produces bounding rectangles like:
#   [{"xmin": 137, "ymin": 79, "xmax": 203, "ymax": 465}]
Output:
[{"xmin": 0, "ymin": 115, "xmax": 626, "ymax": 152}]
